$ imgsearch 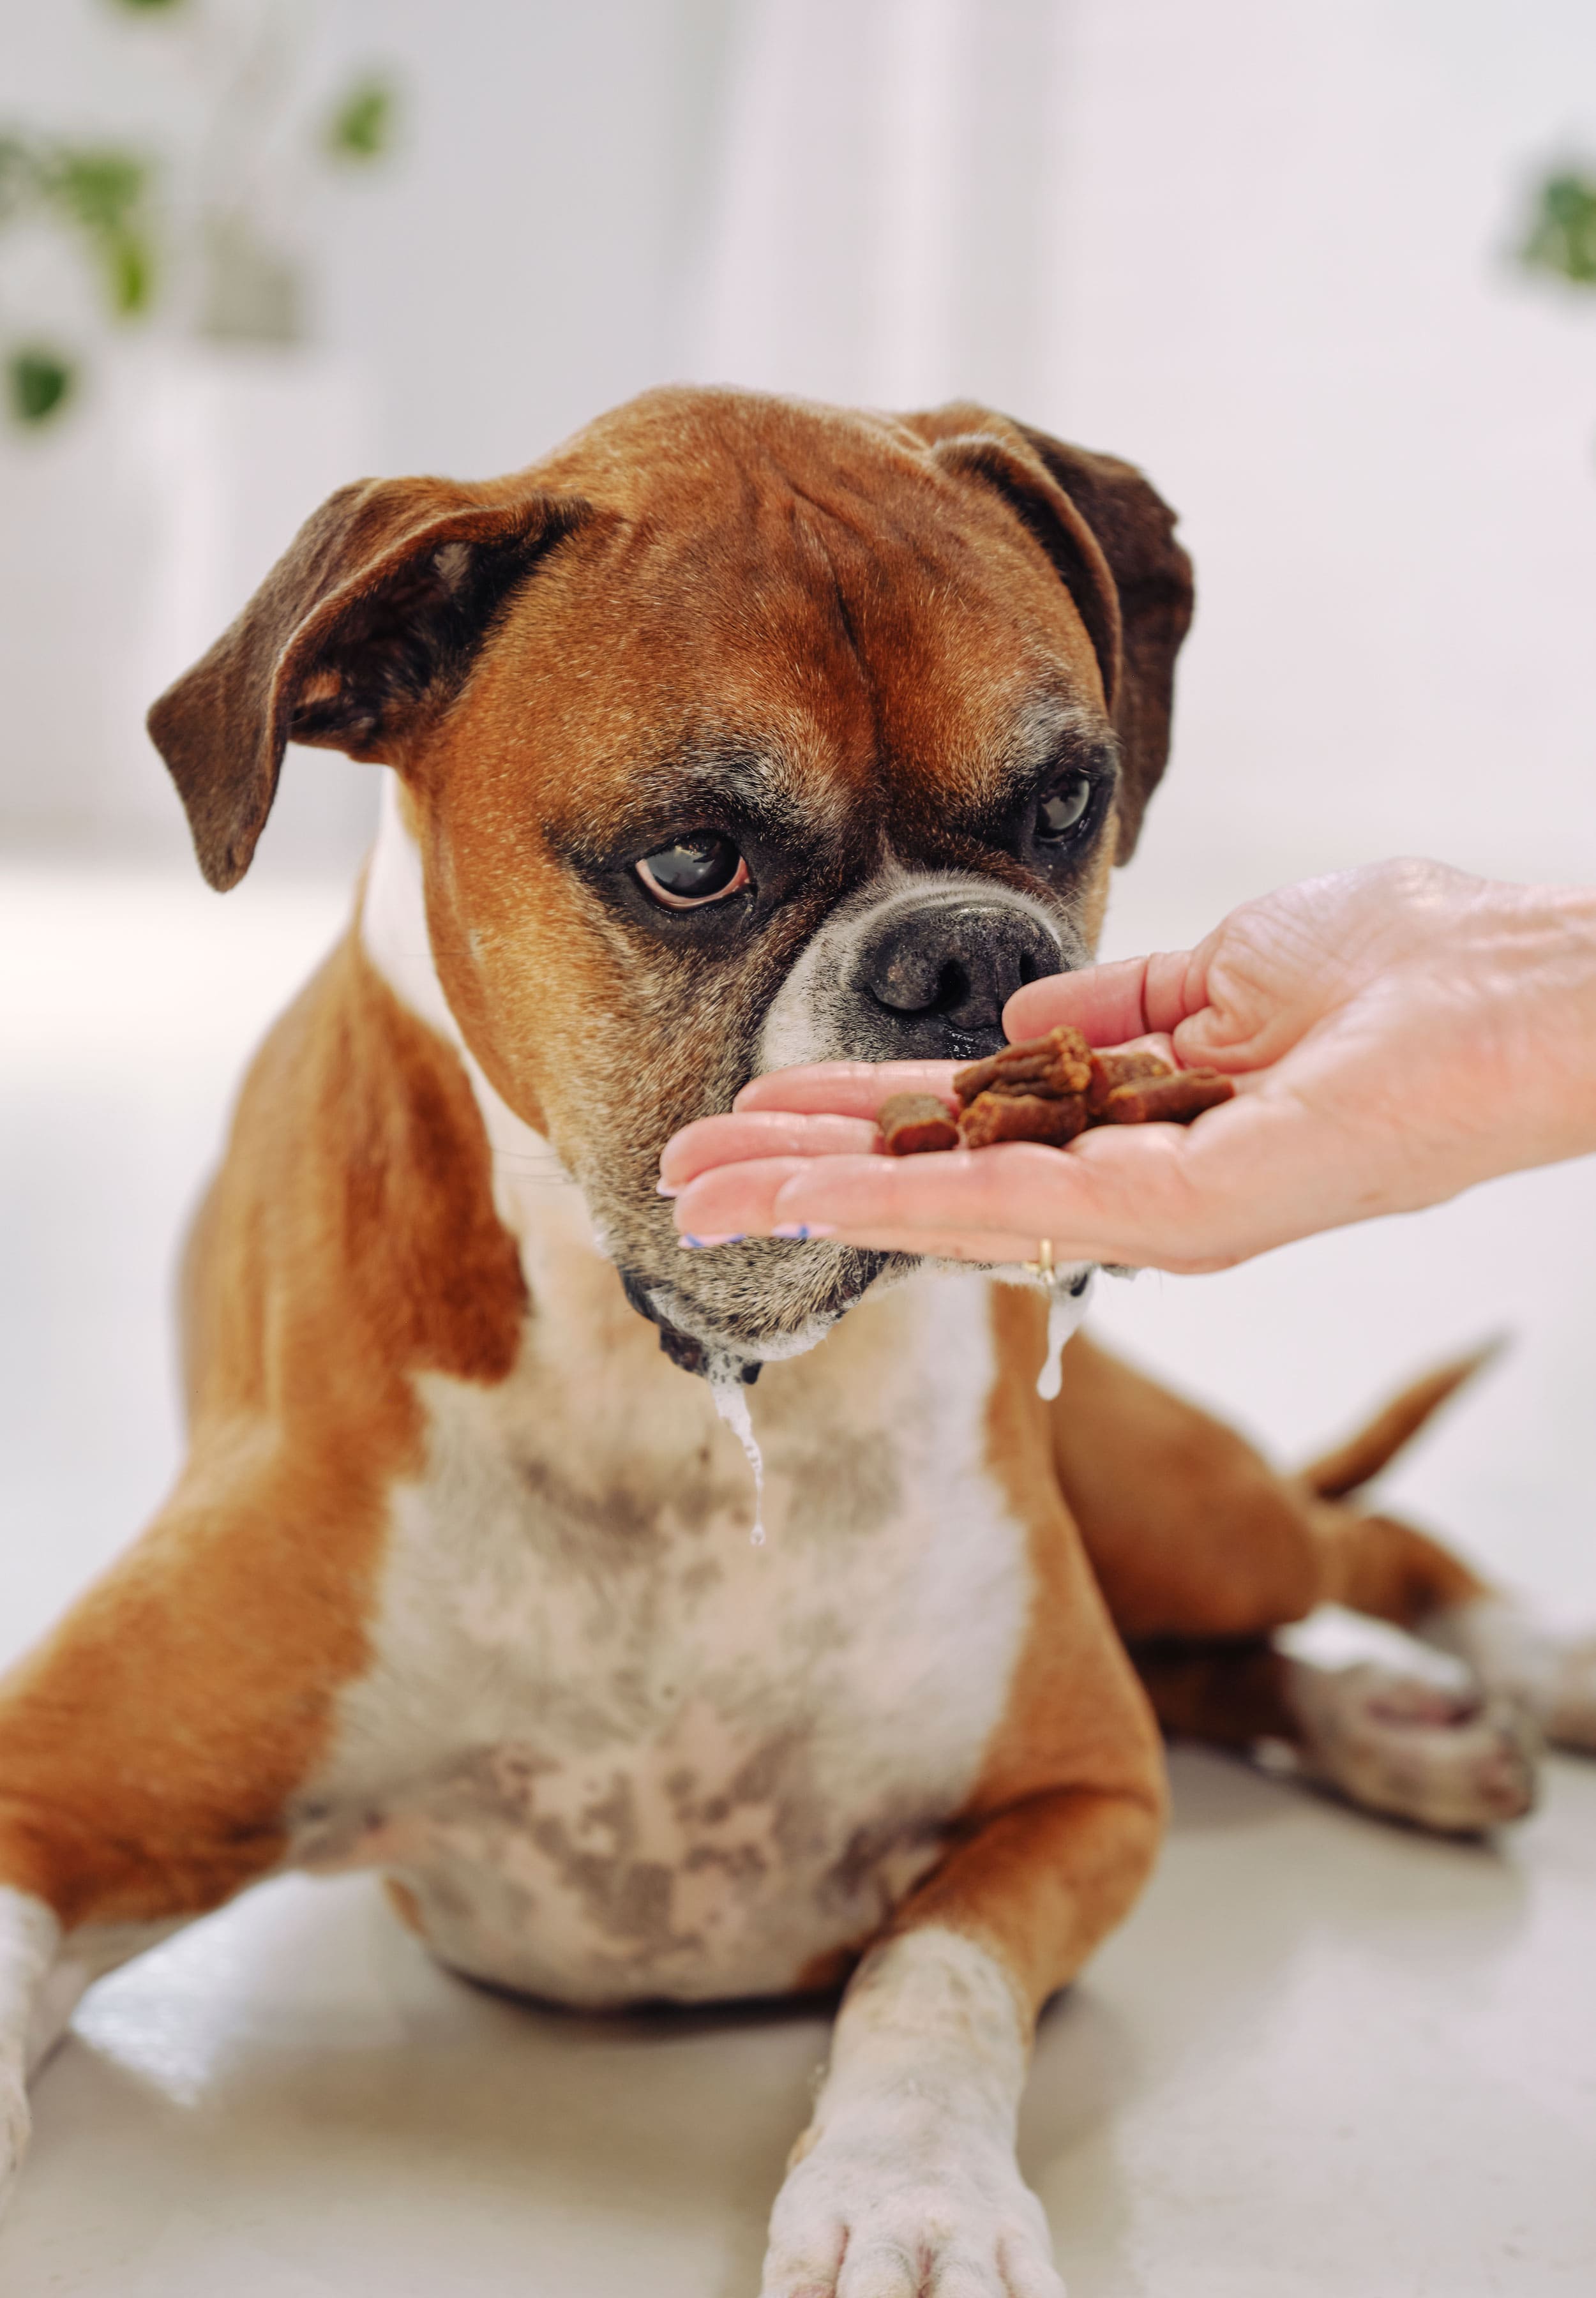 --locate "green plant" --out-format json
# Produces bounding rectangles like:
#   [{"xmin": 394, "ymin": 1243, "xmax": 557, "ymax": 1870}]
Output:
[
  {"xmin": 7, "ymin": 345, "xmax": 74, "ymax": 423},
  {"xmin": 1519, "ymin": 167, "xmax": 1596, "ymax": 289},
  {"xmin": 326, "ymin": 75, "xmax": 397, "ymax": 165},
  {"xmin": 2, "ymin": 1, "xmax": 402, "ymax": 430},
  {"xmin": 0, "ymin": 131, "xmax": 155, "ymax": 424}
]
